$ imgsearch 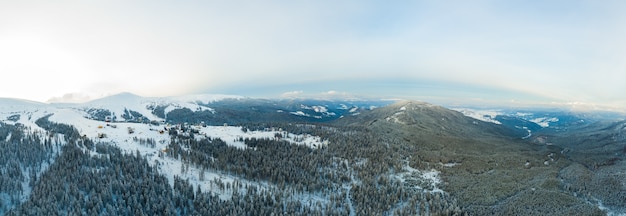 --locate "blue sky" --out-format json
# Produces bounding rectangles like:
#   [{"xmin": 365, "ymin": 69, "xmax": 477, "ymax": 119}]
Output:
[{"xmin": 1, "ymin": 1, "xmax": 625, "ymax": 110}]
